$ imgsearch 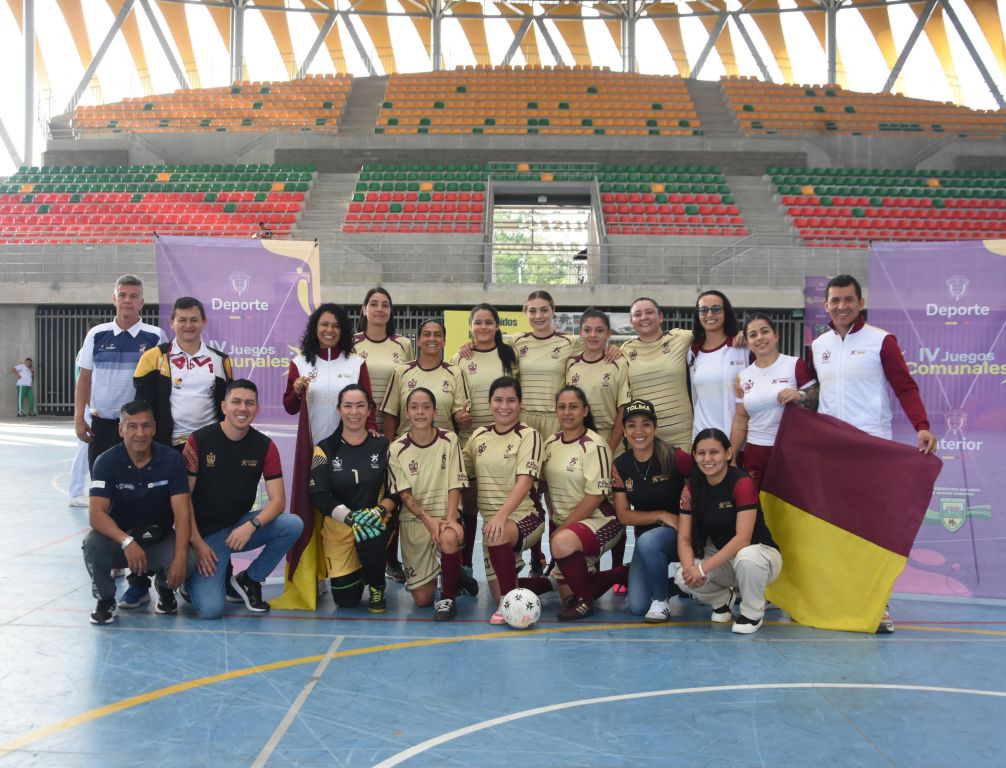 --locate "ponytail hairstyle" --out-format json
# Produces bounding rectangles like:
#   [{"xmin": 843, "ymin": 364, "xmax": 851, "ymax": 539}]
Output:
[
  {"xmin": 556, "ymin": 385, "xmax": 597, "ymax": 434},
  {"xmin": 358, "ymin": 287, "xmax": 397, "ymax": 335},
  {"xmin": 329, "ymin": 384, "xmax": 372, "ymax": 453},
  {"xmin": 470, "ymin": 303, "xmax": 517, "ymax": 376},
  {"xmin": 579, "ymin": 306, "xmax": 611, "ymax": 329},
  {"xmin": 525, "ymin": 290, "xmax": 555, "ymax": 310}
]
